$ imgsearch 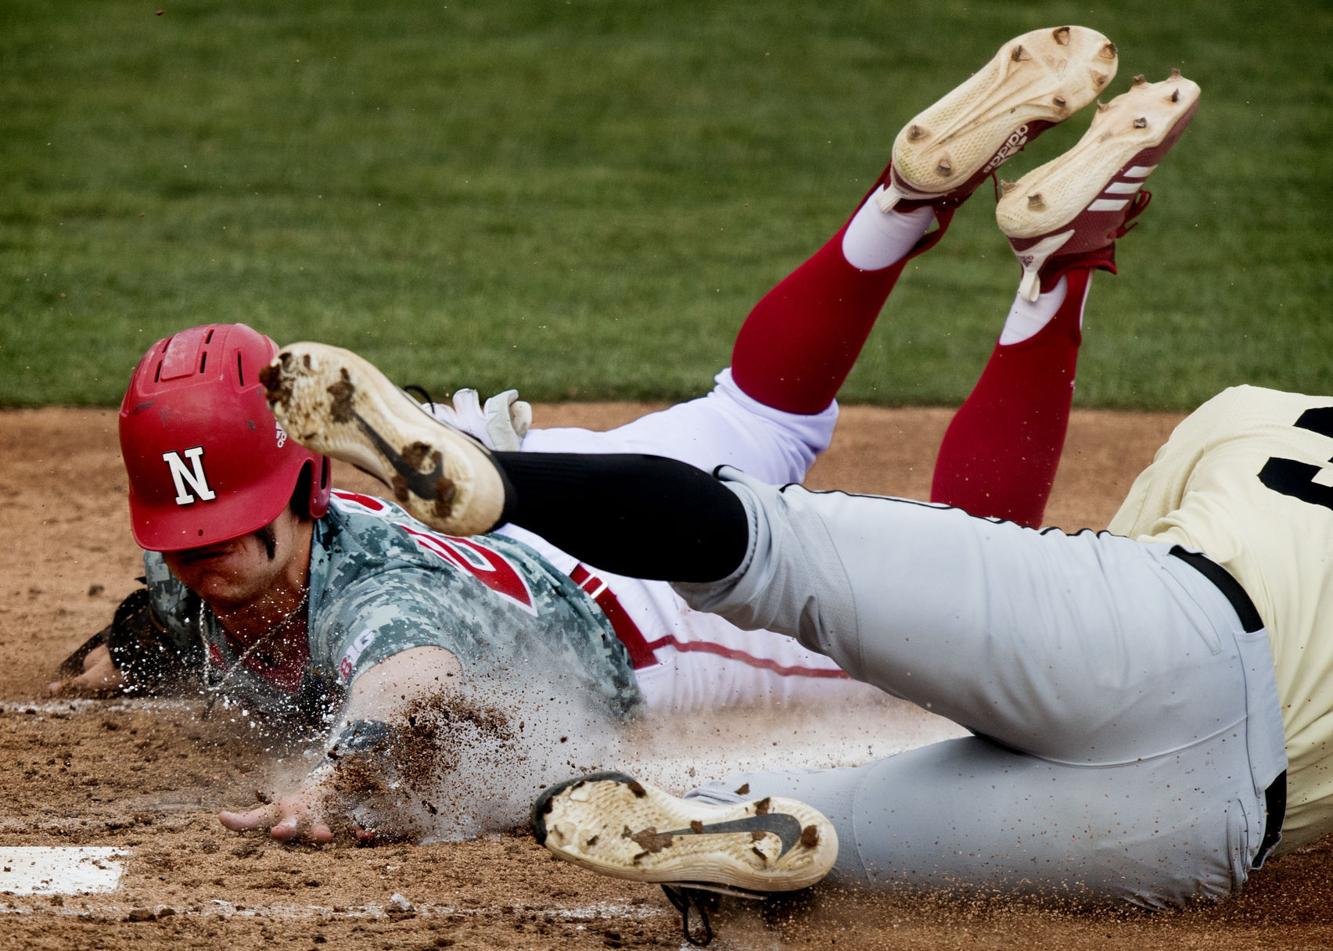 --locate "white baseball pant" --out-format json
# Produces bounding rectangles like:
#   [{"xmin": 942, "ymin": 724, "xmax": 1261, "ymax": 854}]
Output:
[
  {"xmin": 498, "ymin": 369, "xmax": 895, "ymax": 713},
  {"xmin": 677, "ymin": 469, "xmax": 1287, "ymax": 907}
]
